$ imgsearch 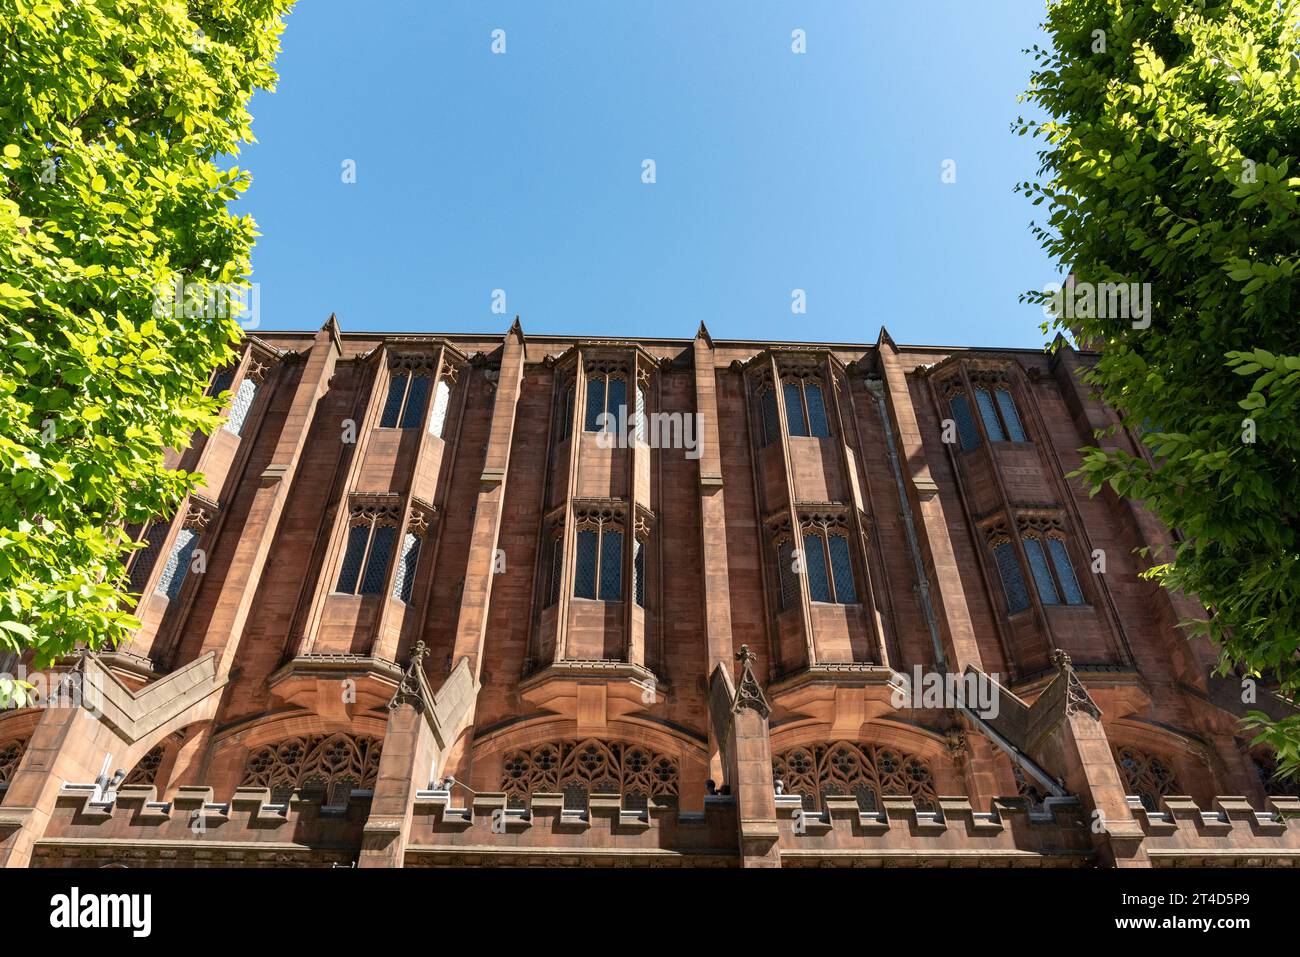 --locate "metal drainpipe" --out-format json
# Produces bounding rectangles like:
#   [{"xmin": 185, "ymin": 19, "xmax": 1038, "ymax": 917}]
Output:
[{"xmin": 865, "ymin": 377, "xmax": 1067, "ymax": 799}]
